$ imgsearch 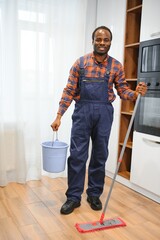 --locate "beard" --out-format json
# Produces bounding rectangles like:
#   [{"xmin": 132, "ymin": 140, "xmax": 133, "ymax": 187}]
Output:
[{"xmin": 93, "ymin": 50, "xmax": 107, "ymax": 56}]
